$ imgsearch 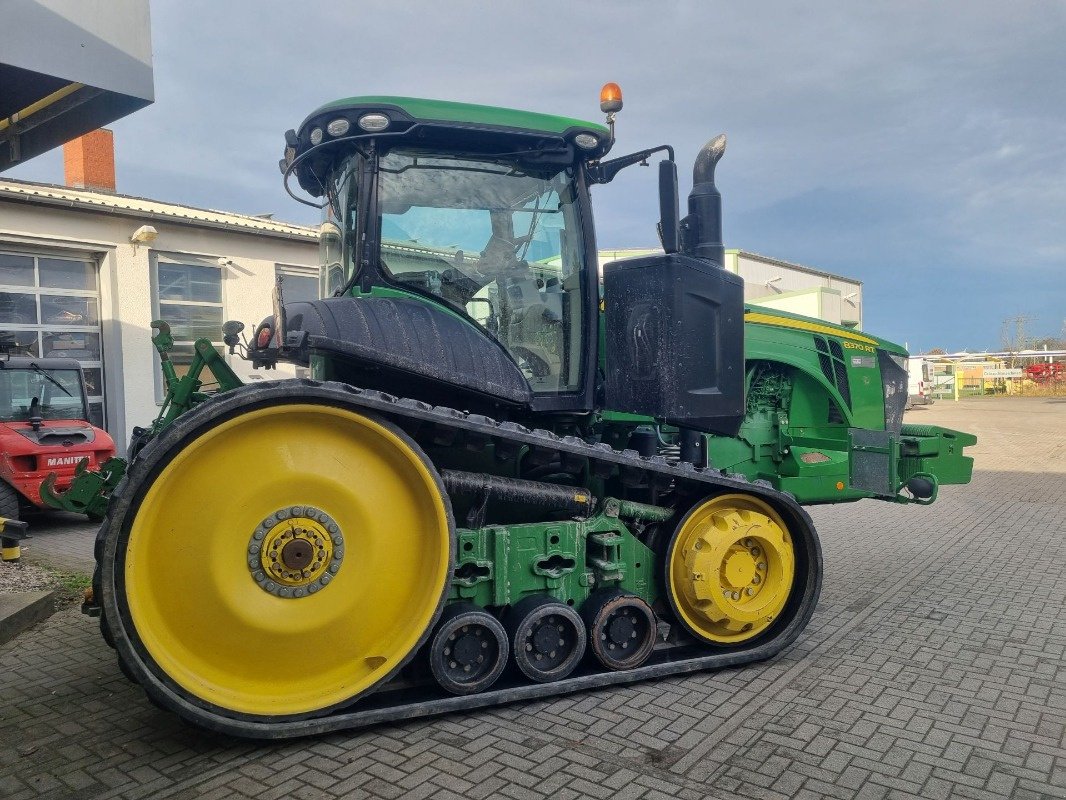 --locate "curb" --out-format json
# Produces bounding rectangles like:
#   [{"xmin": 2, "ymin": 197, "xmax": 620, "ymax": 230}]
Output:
[{"xmin": 0, "ymin": 590, "xmax": 58, "ymax": 646}]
